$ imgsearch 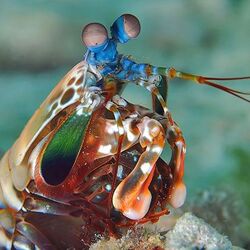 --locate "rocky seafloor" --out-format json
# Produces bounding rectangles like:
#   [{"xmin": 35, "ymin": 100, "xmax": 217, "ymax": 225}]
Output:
[
  {"xmin": 90, "ymin": 190, "xmax": 249, "ymax": 250},
  {"xmin": 90, "ymin": 213, "xmax": 238, "ymax": 250}
]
